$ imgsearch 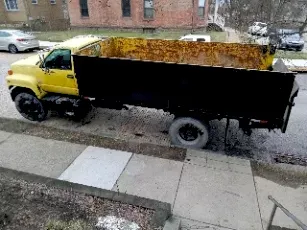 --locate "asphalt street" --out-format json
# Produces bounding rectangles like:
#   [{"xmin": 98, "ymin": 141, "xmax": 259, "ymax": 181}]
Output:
[{"xmin": 0, "ymin": 51, "xmax": 306, "ymax": 162}]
